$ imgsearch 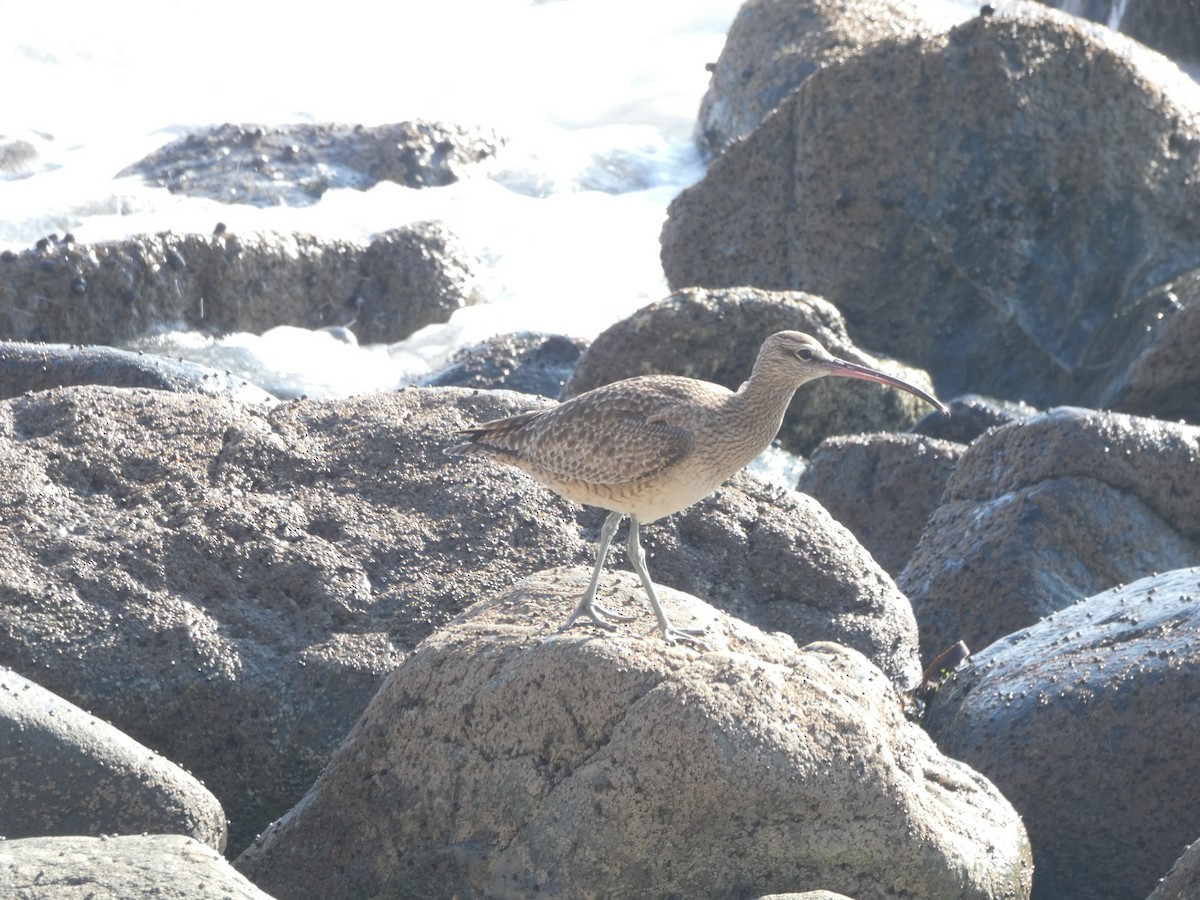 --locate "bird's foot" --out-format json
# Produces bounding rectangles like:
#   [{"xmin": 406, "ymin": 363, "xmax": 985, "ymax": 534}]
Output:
[
  {"xmin": 561, "ymin": 601, "xmax": 637, "ymax": 633},
  {"xmin": 660, "ymin": 624, "xmax": 710, "ymax": 650}
]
